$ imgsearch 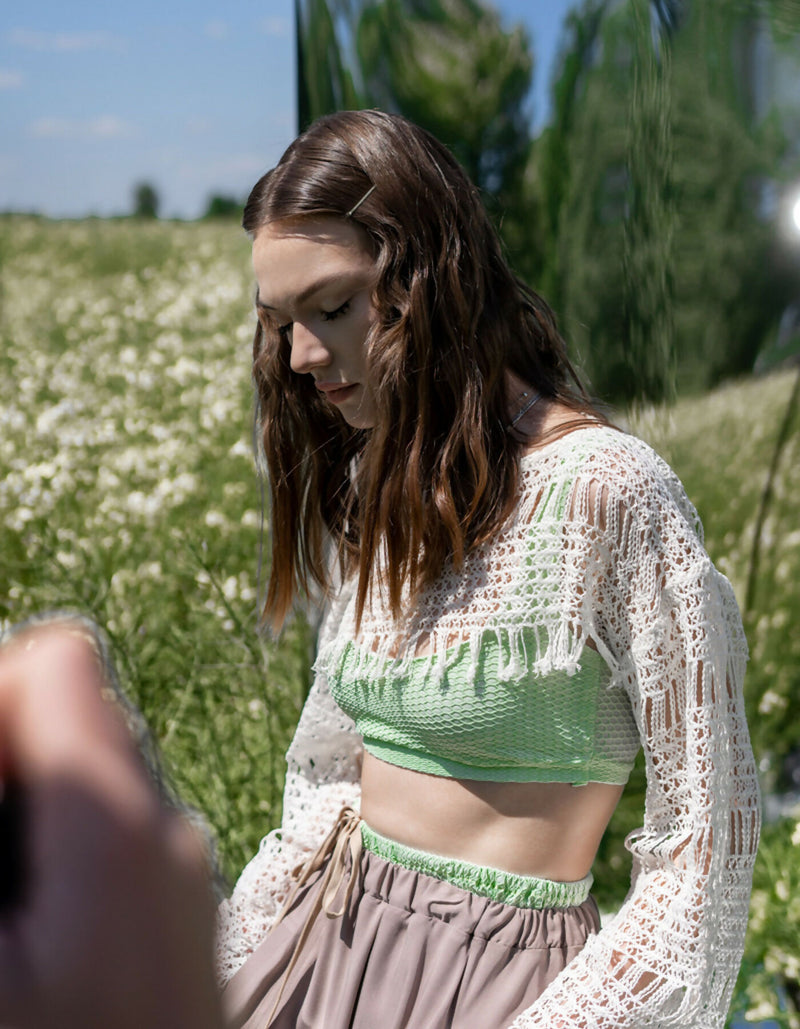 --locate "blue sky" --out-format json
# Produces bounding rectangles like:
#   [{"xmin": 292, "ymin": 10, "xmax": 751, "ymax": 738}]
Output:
[{"xmin": 0, "ymin": 0, "xmax": 578, "ymax": 219}]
